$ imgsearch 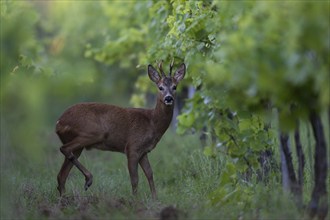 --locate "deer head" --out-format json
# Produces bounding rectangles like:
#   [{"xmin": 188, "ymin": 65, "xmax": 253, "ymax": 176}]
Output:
[{"xmin": 148, "ymin": 61, "xmax": 186, "ymax": 106}]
